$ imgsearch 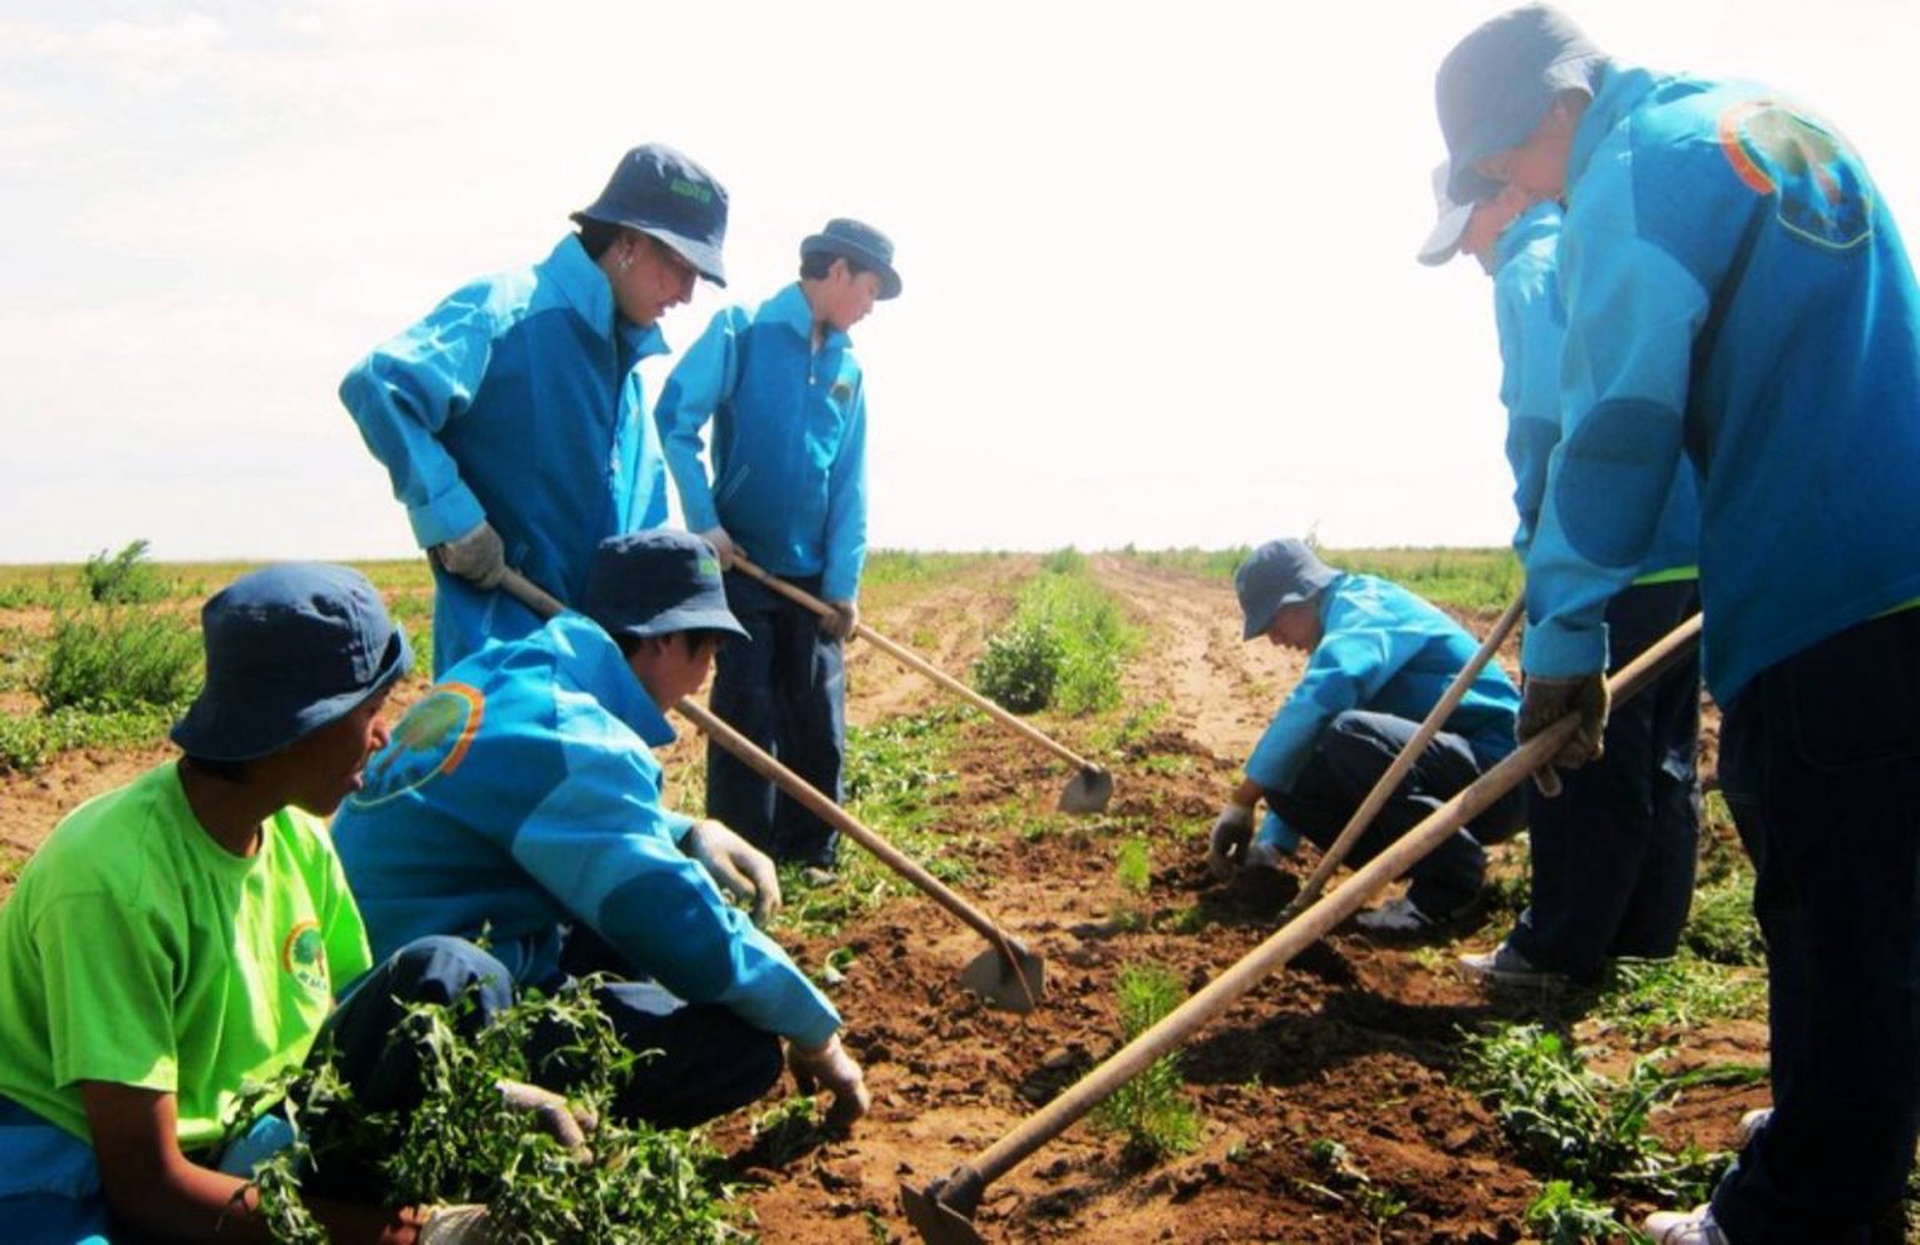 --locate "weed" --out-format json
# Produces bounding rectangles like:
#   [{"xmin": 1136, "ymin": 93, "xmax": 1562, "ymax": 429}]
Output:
[
  {"xmin": 81, "ymin": 539, "xmax": 167, "ymax": 605},
  {"xmin": 1301, "ymin": 1139, "xmax": 1408, "ymax": 1225},
  {"xmin": 971, "ymin": 618, "xmax": 1063, "ymax": 712},
  {"xmin": 1593, "ymin": 956, "xmax": 1767, "ymax": 1036},
  {"xmin": 32, "ymin": 611, "xmax": 200, "ymax": 714},
  {"xmin": 972, "ymin": 562, "xmax": 1134, "ymax": 716},
  {"xmin": 1041, "ymin": 546, "xmax": 1087, "ymax": 575},
  {"xmin": 1093, "ymin": 962, "xmax": 1200, "ymax": 1160},
  {"xmin": 1524, "ymin": 1180, "xmax": 1637, "ymax": 1244},
  {"xmin": 1684, "ymin": 876, "xmax": 1764, "ymax": 966},
  {"xmin": 0, "ymin": 705, "xmax": 176, "ymax": 774},
  {"xmin": 1115, "ymin": 838, "xmax": 1151, "ymax": 895},
  {"xmin": 746, "ymin": 1094, "xmax": 823, "ymax": 1167}
]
